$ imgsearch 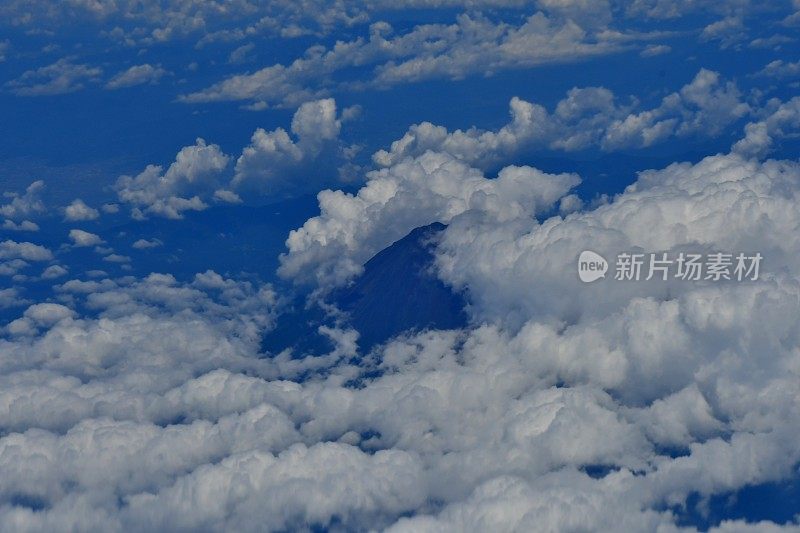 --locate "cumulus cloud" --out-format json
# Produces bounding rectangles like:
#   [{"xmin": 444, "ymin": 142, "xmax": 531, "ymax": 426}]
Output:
[
  {"xmin": 182, "ymin": 13, "xmax": 640, "ymax": 107},
  {"xmin": 0, "ymin": 287, "xmax": 23, "ymax": 308},
  {"xmin": 602, "ymin": 68, "xmax": 751, "ymax": 150},
  {"xmin": 0, "ymin": 240, "xmax": 52, "ymax": 261},
  {"xmin": 68, "ymin": 229, "xmax": 103, "ymax": 247},
  {"xmin": 132, "ymin": 238, "xmax": 163, "ymax": 249},
  {"xmin": 1, "ymin": 181, "xmax": 45, "ymax": 221},
  {"xmin": 332, "ymin": 153, "xmax": 800, "ymax": 528},
  {"xmin": 2, "ymin": 4, "xmax": 800, "ymax": 529},
  {"xmin": 0, "ymin": 0, "xmax": 752, "ymax": 51},
  {"xmin": 374, "ymin": 69, "xmax": 750, "ymax": 169},
  {"xmin": 102, "ymin": 253, "xmax": 131, "ymax": 263},
  {"xmin": 0, "ymin": 240, "xmax": 52, "ymax": 277},
  {"xmin": 232, "ymin": 98, "xmax": 347, "ymax": 195},
  {"xmin": 228, "ymin": 43, "xmax": 256, "ymax": 64},
  {"xmin": 2, "ymin": 189, "xmax": 800, "ymax": 530},
  {"xmin": 733, "ymin": 96, "xmax": 800, "ymax": 157},
  {"xmin": 755, "ymin": 59, "xmax": 800, "ymax": 79},
  {"xmin": 64, "ymin": 199, "xmax": 100, "ymax": 221},
  {"xmin": 105, "ymin": 64, "xmax": 168, "ymax": 89},
  {"xmin": 639, "ymin": 43, "xmax": 670, "ymax": 56},
  {"xmin": 625, "ymin": 0, "xmax": 750, "ymax": 20},
  {"xmin": 0, "ymin": 0, "xmax": 448, "ymax": 45},
  {"xmin": 212, "ymin": 189, "xmax": 242, "ymax": 203},
  {"xmin": 41, "ymin": 264, "xmax": 68, "ymax": 279},
  {"xmin": 115, "ymin": 138, "xmax": 230, "ymax": 219},
  {"xmin": 279, "ymin": 151, "xmax": 580, "ymax": 287},
  {"xmin": 2, "ymin": 220, "xmax": 39, "ymax": 232},
  {"xmin": 7, "ymin": 303, "xmax": 77, "ymax": 335},
  {"xmin": 114, "ymin": 99, "xmax": 353, "ymax": 217},
  {"xmin": 4, "ymin": 58, "xmax": 102, "ymax": 96},
  {"xmin": 434, "ymin": 154, "xmax": 799, "ymax": 327}
]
